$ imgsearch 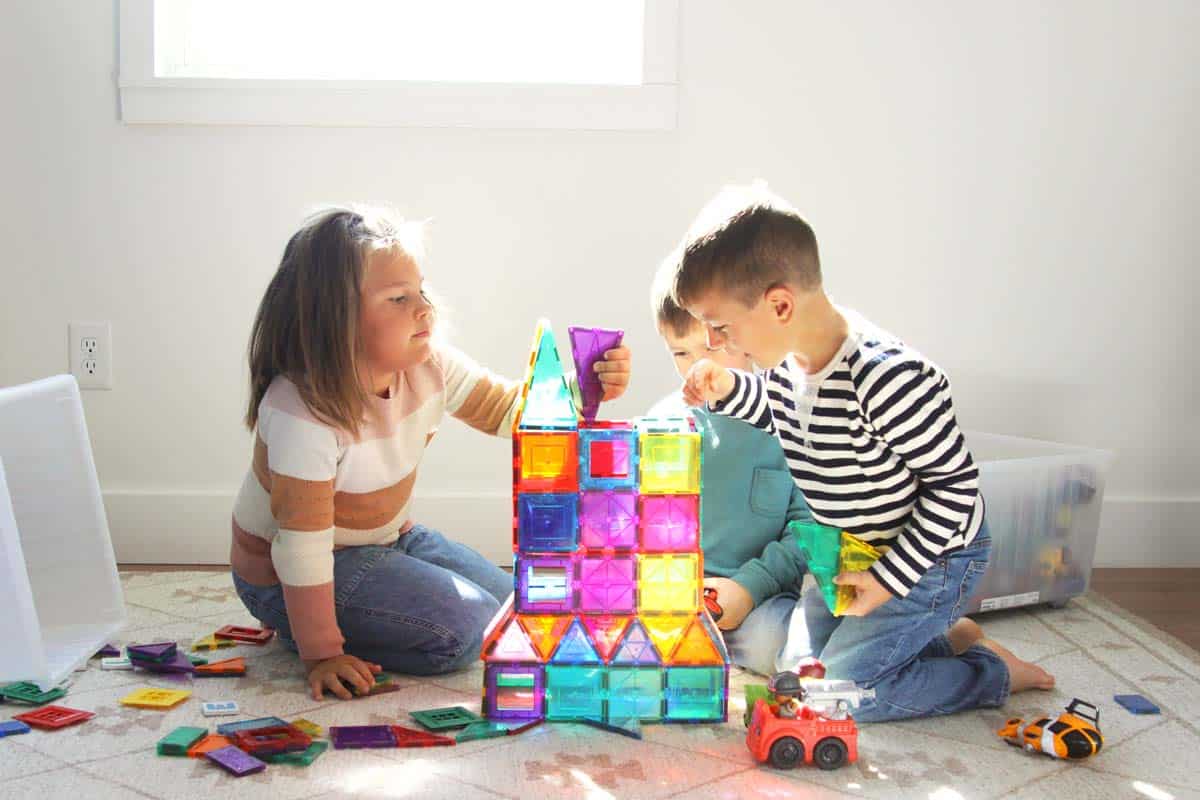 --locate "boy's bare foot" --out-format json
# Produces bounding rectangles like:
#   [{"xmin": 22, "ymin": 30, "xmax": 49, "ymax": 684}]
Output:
[
  {"xmin": 947, "ymin": 618, "xmax": 984, "ymax": 655},
  {"xmin": 978, "ymin": 637, "xmax": 1056, "ymax": 692}
]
